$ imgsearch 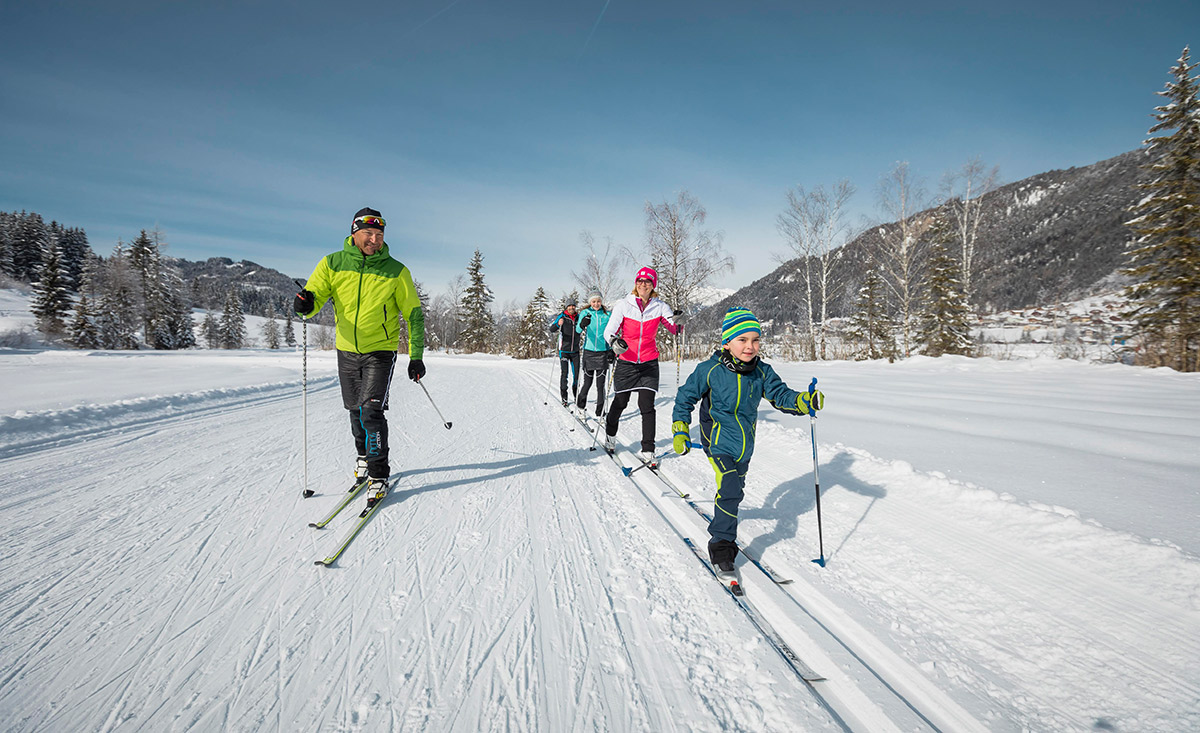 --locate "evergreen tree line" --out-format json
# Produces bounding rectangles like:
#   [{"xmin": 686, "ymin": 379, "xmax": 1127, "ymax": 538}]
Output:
[
  {"xmin": 0, "ymin": 211, "xmax": 91, "ymax": 290},
  {"xmin": 57, "ymin": 230, "xmax": 198, "ymax": 350}
]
